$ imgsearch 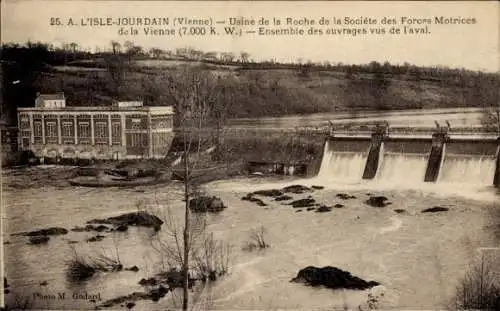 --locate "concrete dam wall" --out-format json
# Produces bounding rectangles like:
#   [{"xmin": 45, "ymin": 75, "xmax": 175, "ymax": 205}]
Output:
[{"xmin": 317, "ymin": 132, "xmax": 500, "ymax": 187}]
